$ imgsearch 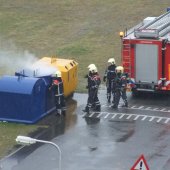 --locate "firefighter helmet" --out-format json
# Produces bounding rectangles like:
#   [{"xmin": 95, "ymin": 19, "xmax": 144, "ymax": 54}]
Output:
[
  {"xmin": 108, "ymin": 58, "xmax": 115, "ymax": 64},
  {"xmin": 116, "ymin": 66, "xmax": 124, "ymax": 73},
  {"xmin": 52, "ymin": 70, "xmax": 62, "ymax": 77},
  {"xmin": 87, "ymin": 64, "xmax": 96, "ymax": 69},
  {"xmin": 89, "ymin": 65, "xmax": 98, "ymax": 73}
]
